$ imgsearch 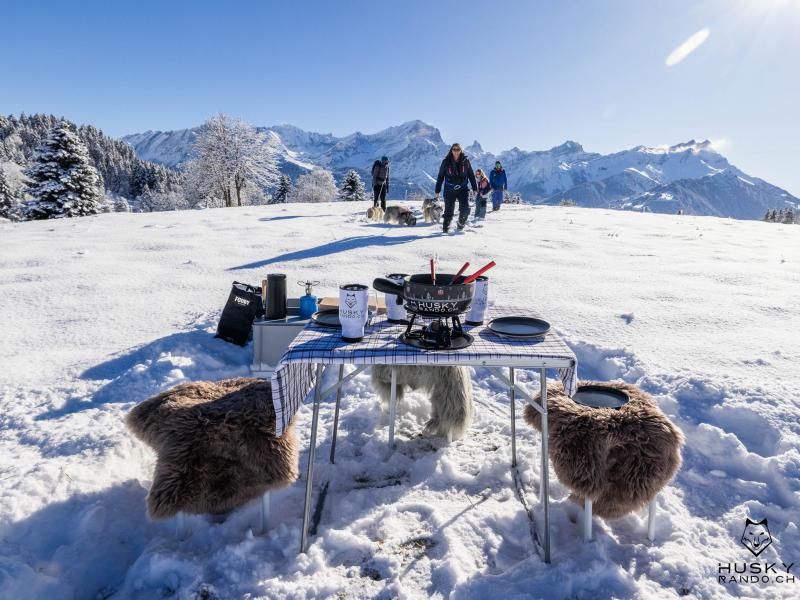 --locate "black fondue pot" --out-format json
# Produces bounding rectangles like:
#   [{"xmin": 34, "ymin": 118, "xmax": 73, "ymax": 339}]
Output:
[{"xmin": 373, "ymin": 274, "xmax": 474, "ymax": 317}]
